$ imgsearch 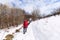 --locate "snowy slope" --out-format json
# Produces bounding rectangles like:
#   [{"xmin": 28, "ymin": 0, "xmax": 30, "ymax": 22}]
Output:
[{"xmin": 30, "ymin": 15, "xmax": 60, "ymax": 40}]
